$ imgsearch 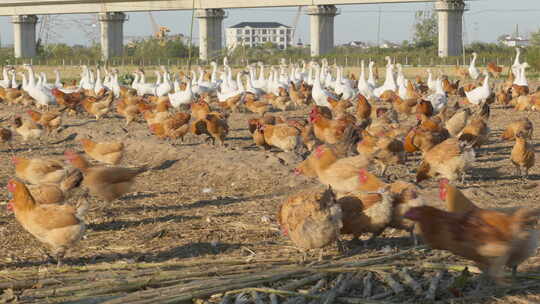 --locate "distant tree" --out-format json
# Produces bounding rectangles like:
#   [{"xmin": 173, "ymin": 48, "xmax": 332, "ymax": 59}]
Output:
[
  {"xmin": 530, "ymin": 29, "xmax": 540, "ymax": 46},
  {"xmin": 413, "ymin": 10, "xmax": 438, "ymax": 48}
]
